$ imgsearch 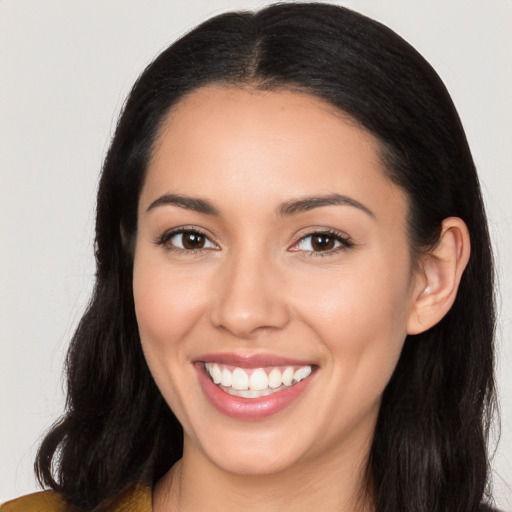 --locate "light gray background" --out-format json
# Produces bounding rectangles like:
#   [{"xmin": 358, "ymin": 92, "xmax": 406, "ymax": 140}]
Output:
[{"xmin": 1, "ymin": 0, "xmax": 510, "ymax": 508}]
